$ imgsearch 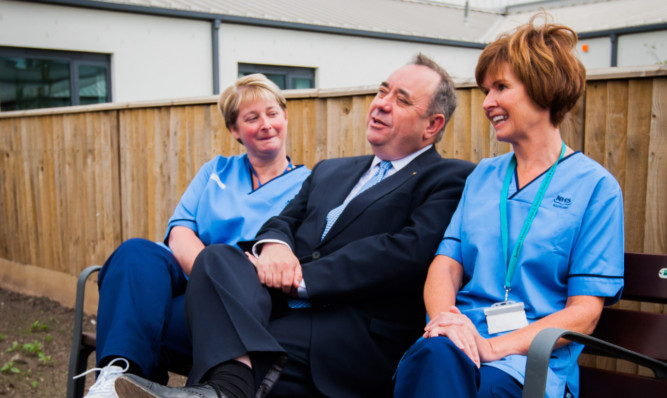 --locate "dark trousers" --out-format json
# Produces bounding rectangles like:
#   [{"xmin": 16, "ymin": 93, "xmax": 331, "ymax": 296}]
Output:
[
  {"xmin": 394, "ymin": 336, "xmax": 523, "ymax": 398},
  {"xmin": 185, "ymin": 244, "xmax": 323, "ymax": 397},
  {"xmin": 97, "ymin": 238, "xmax": 191, "ymax": 382}
]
